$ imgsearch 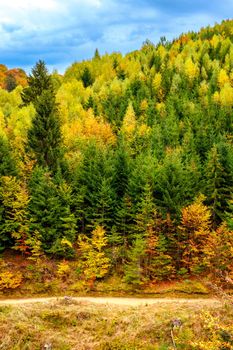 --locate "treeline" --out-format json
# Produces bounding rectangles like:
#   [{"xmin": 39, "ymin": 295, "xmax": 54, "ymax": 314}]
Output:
[{"xmin": 0, "ymin": 20, "xmax": 232, "ymax": 284}]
